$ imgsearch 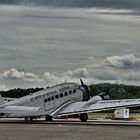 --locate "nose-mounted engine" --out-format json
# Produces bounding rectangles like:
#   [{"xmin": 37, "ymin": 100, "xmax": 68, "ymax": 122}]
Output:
[{"xmin": 80, "ymin": 79, "xmax": 90, "ymax": 101}]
